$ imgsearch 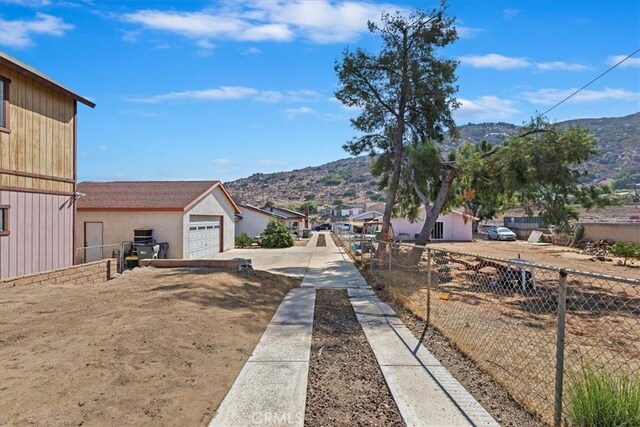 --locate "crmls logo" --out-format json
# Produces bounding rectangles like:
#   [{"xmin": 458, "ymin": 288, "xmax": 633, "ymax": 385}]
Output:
[{"xmin": 251, "ymin": 412, "xmax": 303, "ymax": 425}]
